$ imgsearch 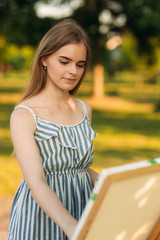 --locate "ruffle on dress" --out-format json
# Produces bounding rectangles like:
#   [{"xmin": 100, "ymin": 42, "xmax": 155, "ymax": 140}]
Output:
[{"xmin": 34, "ymin": 115, "xmax": 97, "ymax": 153}]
